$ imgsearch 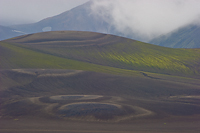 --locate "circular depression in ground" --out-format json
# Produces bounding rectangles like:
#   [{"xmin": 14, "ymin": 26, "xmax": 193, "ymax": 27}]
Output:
[
  {"xmin": 50, "ymin": 95, "xmax": 103, "ymax": 101},
  {"xmin": 58, "ymin": 102, "xmax": 125, "ymax": 120},
  {"xmin": 38, "ymin": 95, "xmax": 154, "ymax": 122}
]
